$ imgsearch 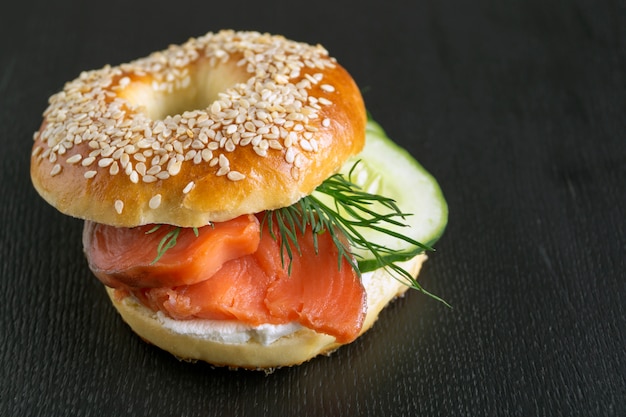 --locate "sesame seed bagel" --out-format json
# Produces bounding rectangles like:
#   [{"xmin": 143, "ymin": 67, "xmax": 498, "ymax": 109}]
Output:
[
  {"xmin": 31, "ymin": 30, "xmax": 366, "ymax": 226},
  {"xmin": 106, "ymin": 254, "xmax": 426, "ymax": 371}
]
